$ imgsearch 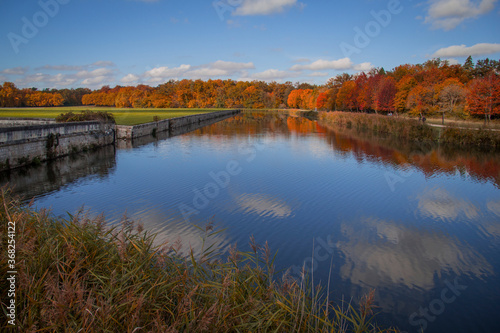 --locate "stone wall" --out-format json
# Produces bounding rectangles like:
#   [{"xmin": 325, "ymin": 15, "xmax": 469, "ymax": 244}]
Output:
[
  {"xmin": 0, "ymin": 110, "xmax": 240, "ymax": 171},
  {"xmin": 116, "ymin": 110, "xmax": 240, "ymax": 140},
  {"xmin": 0, "ymin": 117, "xmax": 56, "ymax": 127},
  {"xmin": 0, "ymin": 121, "xmax": 115, "ymax": 171}
]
